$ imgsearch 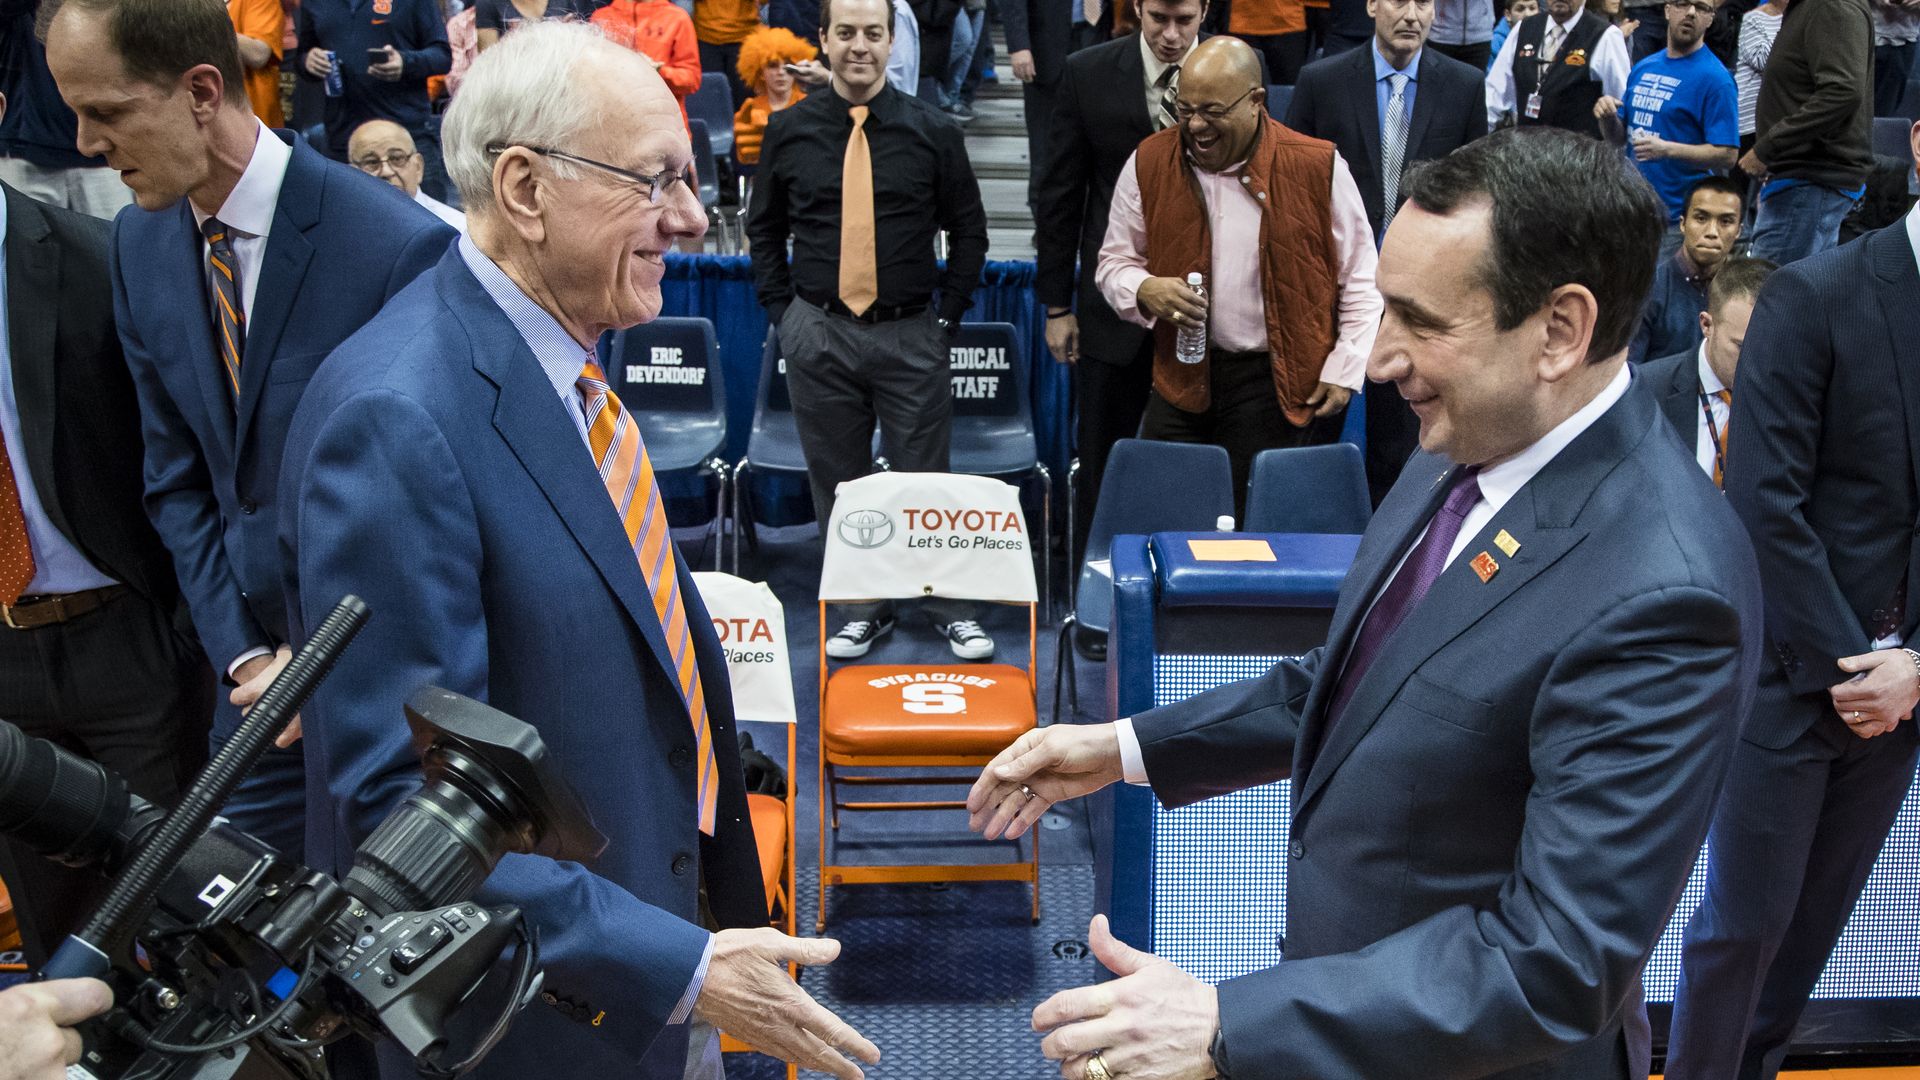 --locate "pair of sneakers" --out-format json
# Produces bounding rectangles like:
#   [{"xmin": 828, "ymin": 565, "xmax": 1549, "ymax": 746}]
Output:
[{"xmin": 826, "ymin": 615, "xmax": 995, "ymax": 661}]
